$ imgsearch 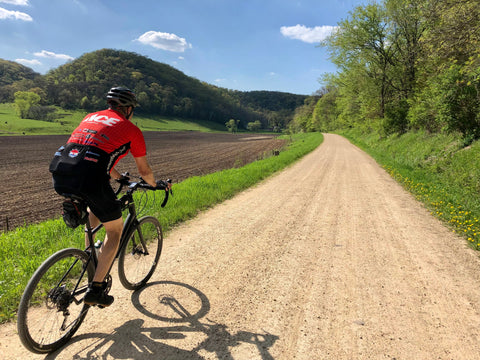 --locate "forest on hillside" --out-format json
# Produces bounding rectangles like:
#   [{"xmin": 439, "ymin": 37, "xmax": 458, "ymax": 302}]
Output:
[
  {"xmin": 0, "ymin": 50, "xmax": 307, "ymax": 131},
  {"xmin": 291, "ymin": 0, "xmax": 480, "ymax": 141}
]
